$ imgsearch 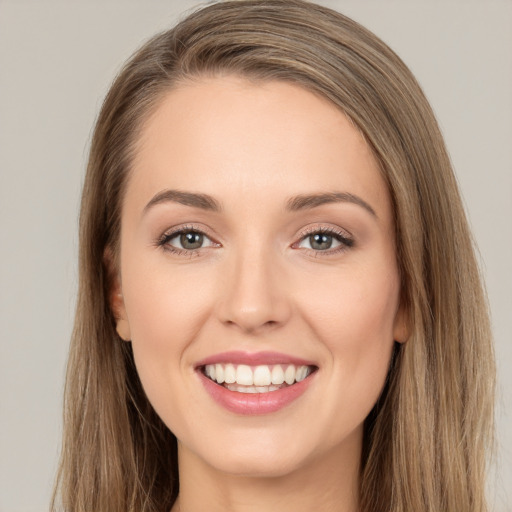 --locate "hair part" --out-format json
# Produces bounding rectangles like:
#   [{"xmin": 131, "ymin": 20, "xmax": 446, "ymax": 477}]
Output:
[{"xmin": 52, "ymin": 1, "xmax": 495, "ymax": 511}]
